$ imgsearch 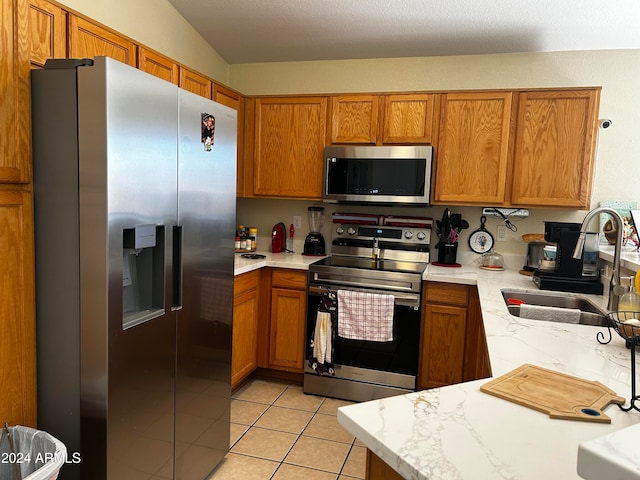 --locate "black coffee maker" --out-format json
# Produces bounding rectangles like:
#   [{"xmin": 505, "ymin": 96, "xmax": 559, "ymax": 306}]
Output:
[{"xmin": 533, "ymin": 222, "xmax": 603, "ymax": 294}]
